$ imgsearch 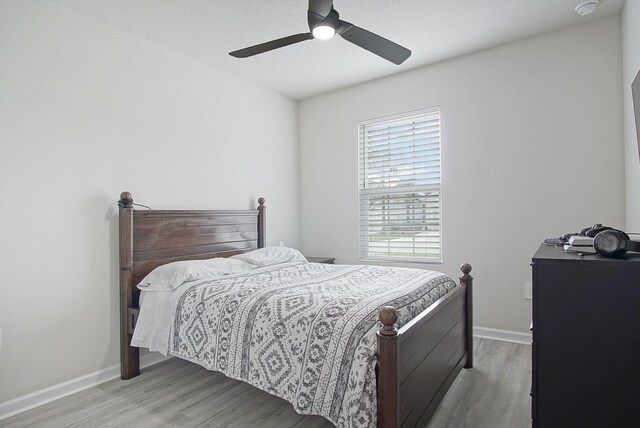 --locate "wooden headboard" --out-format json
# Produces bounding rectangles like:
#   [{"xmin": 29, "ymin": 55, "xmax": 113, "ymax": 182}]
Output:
[{"xmin": 117, "ymin": 191, "xmax": 265, "ymax": 379}]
